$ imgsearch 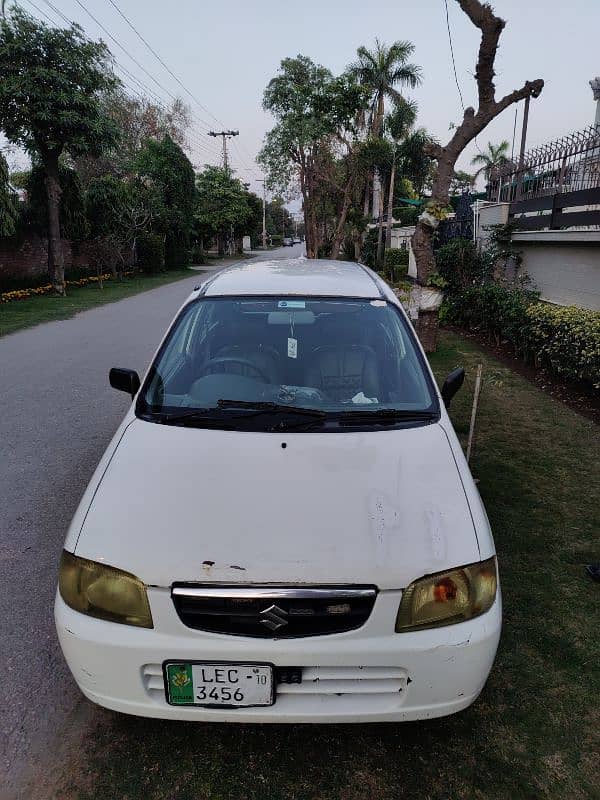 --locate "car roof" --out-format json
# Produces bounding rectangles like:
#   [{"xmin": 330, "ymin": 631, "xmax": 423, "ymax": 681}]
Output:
[{"xmin": 199, "ymin": 258, "xmax": 384, "ymax": 299}]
